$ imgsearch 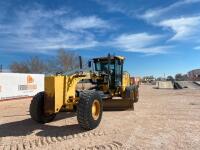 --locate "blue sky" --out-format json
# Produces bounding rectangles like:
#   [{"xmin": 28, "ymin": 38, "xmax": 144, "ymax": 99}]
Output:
[{"xmin": 0, "ymin": 0, "xmax": 200, "ymax": 77}]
